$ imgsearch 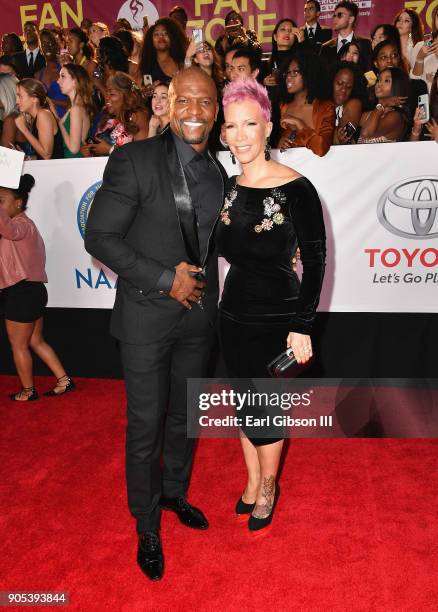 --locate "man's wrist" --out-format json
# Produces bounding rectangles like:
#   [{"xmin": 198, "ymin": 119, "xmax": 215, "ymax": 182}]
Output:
[{"xmin": 155, "ymin": 269, "xmax": 176, "ymax": 294}]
